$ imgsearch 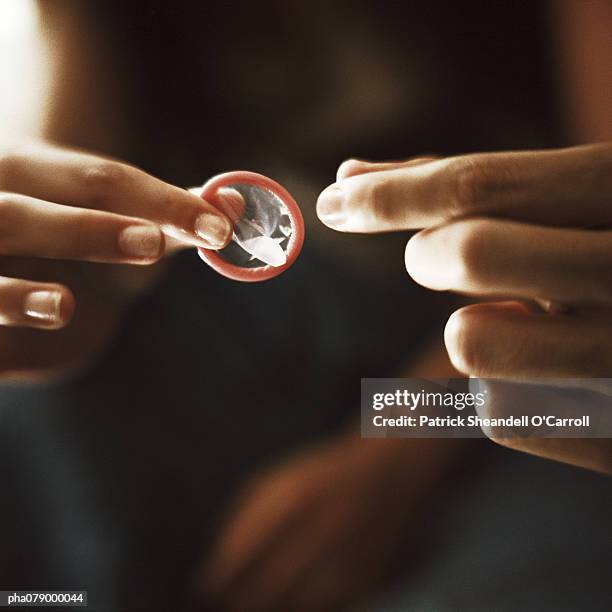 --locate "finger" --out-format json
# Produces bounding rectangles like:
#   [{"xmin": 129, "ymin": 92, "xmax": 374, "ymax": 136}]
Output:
[
  {"xmin": 317, "ymin": 143, "xmax": 612, "ymax": 232},
  {"xmin": 444, "ymin": 301, "xmax": 612, "ymax": 378},
  {"xmin": 0, "ymin": 143, "xmax": 232, "ymax": 249},
  {"xmin": 0, "ymin": 192, "xmax": 165, "ymax": 264},
  {"xmin": 189, "ymin": 185, "xmax": 245, "ymax": 224},
  {"xmin": 405, "ymin": 219, "xmax": 612, "ymax": 304},
  {"xmin": 336, "ymin": 156, "xmax": 439, "ymax": 181},
  {"xmin": 0, "ymin": 277, "xmax": 74, "ymax": 329}
]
